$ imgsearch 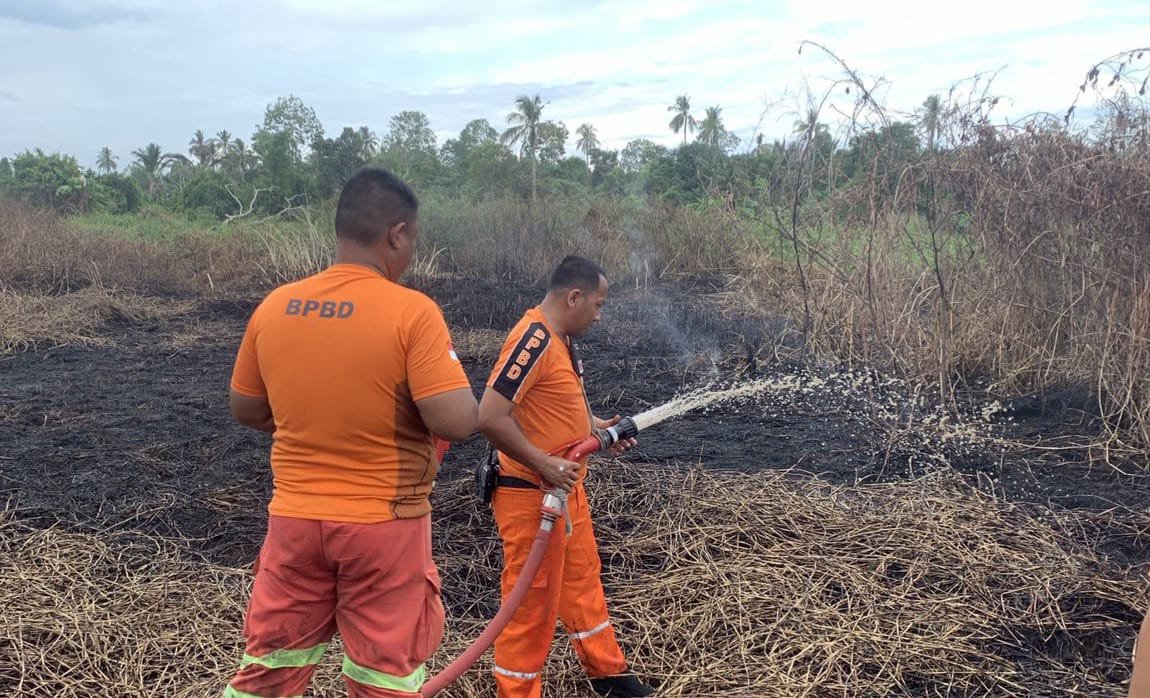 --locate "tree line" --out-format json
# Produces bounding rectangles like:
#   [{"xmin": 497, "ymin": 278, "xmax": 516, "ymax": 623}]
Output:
[
  {"xmin": 0, "ymin": 91, "xmax": 973, "ymax": 220},
  {"xmin": 0, "ymin": 86, "xmax": 1144, "ymax": 223}
]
